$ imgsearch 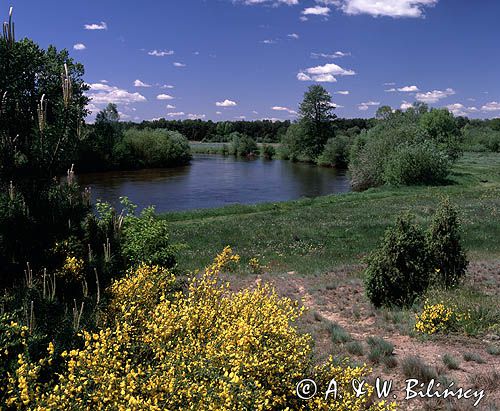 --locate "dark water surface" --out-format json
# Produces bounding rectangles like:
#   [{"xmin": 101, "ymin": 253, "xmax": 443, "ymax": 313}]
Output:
[{"xmin": 77, "ymin": 155, "xmax": 351, "ymax": 213}]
